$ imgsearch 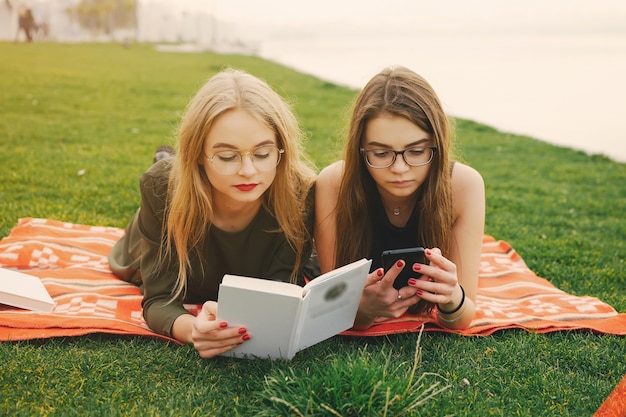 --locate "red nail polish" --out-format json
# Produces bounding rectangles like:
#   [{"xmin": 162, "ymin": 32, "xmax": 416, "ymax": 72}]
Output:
[
  {"xmin": 414, "ymin": 264, "xmax": 421, "ymax": 271},
  {"xmin": 425, "ymin": 249, "xmax": 432, "ymax": 256},
  {"xmin": 408, "ymin": 278, "xmax": 417, "ymax": 285},
  {"xmin": 219, "ymin": 322, "xmax": 228, "ymax": 329},
  {"xmin": 417, "ymin": 290, "xmax": 423, "ymax": 296},
  {"xmin": 238, "ymin": 327, "xmax": 247, "ymax": 334},
  {"xmin": 396, "ymin": 260, "xmax": 404, "ymax": 268},
  {"xmin": 377, "ymin": 269, "xmax": 384, "ymax": 277},
  {"xmin": 242, "ymin": 334, "xmax": 250, "ymax": 341}
]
